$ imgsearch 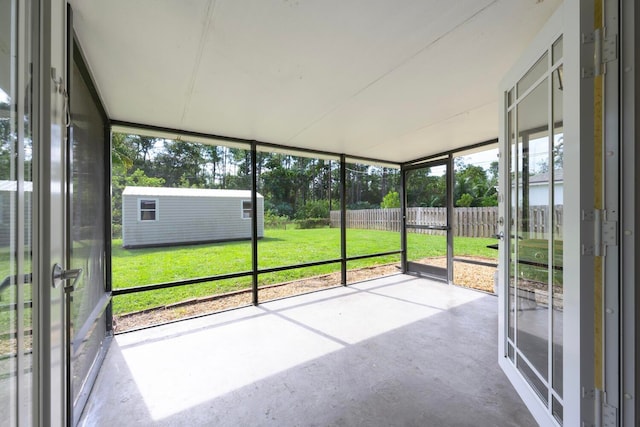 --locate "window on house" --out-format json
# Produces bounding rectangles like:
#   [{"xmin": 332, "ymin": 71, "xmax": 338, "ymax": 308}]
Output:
[
  {"xmin": 242, "ymin": 200, "xmax": 252, "ymax": 219},
  {"xmin": 139, "ymin": 199, "xmax": 157, "ymax": 221}
]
